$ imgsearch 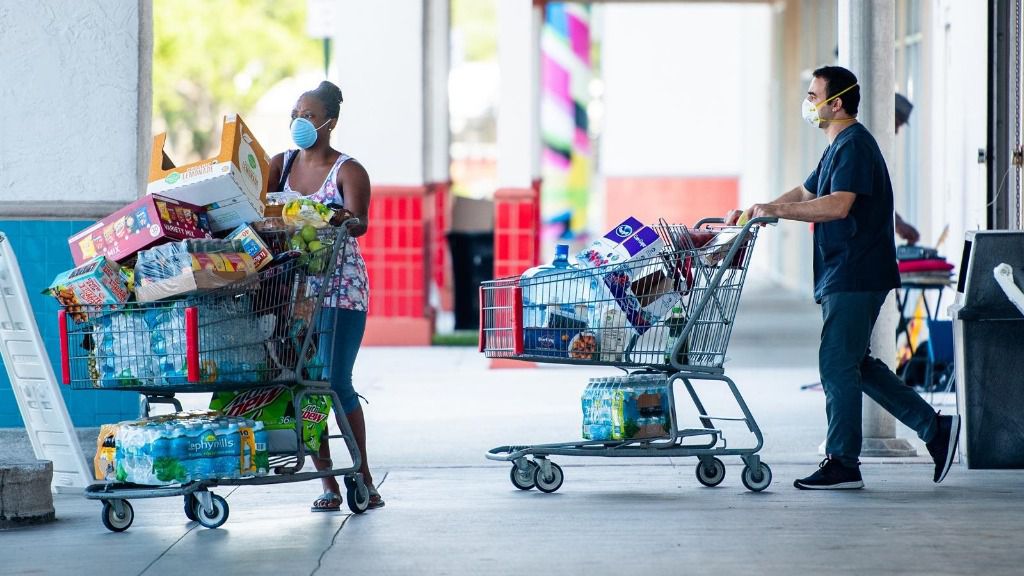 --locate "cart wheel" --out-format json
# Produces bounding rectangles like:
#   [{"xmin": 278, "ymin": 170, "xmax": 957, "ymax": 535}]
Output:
[
  {"xmin": 183, "ymin": 494, "xmax": 198, "ymax": 521},
  {"xmin": 509, "ymin": 461, "xmax": 538, "ymax": 491},
  {"xmin": 344, "ymin": 475, "xmax": 369, "ymax": 514},
  {"xmin": 533, "ymin": 462, "xmax": 564, "ymax": 494},
  {"xmin": 193, "ymin": 494, "xmax": 230, "ymax": 529},
  {"xmin": 741, "ymin": 462, "xmax": 772, "ymax": 492},
  {"xmin": 695, "ymin": 457, "xmax": 726, "ymax": 487},
  {"xmin": 101, "ymin": 500, "xmax": 134, "ymax": 532}
]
